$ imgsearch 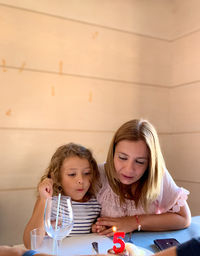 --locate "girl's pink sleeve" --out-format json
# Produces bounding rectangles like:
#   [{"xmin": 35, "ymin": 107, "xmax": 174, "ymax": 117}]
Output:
[{"xmin": 156, "ymin": 169, "xmax": 190, "ymax": 214}]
